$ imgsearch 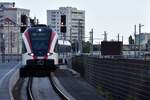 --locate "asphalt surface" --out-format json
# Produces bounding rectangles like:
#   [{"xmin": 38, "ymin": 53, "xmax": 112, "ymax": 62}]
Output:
[
  {"xmin": 0, "ymin": 62, "xmax": 18, "ymax": 79},
  {"xmin": 54, "ymin": 69, "xmax": 106, "ymax": 100},
  {"xmin": 0, "ymin": 62, "xmax": 19, "ymax": 100}
]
